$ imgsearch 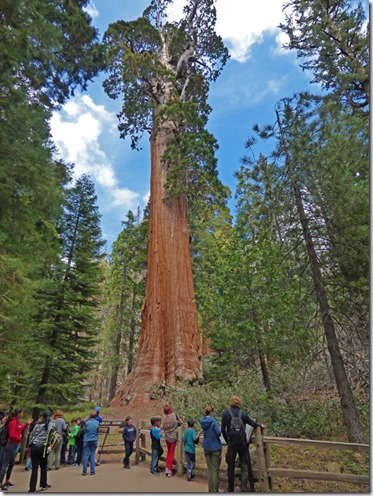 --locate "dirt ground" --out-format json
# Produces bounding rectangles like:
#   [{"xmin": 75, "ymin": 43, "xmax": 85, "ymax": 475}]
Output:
[{"xmin": 5, "ymin": 461, "xmax": 208, "ymax": 493}]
